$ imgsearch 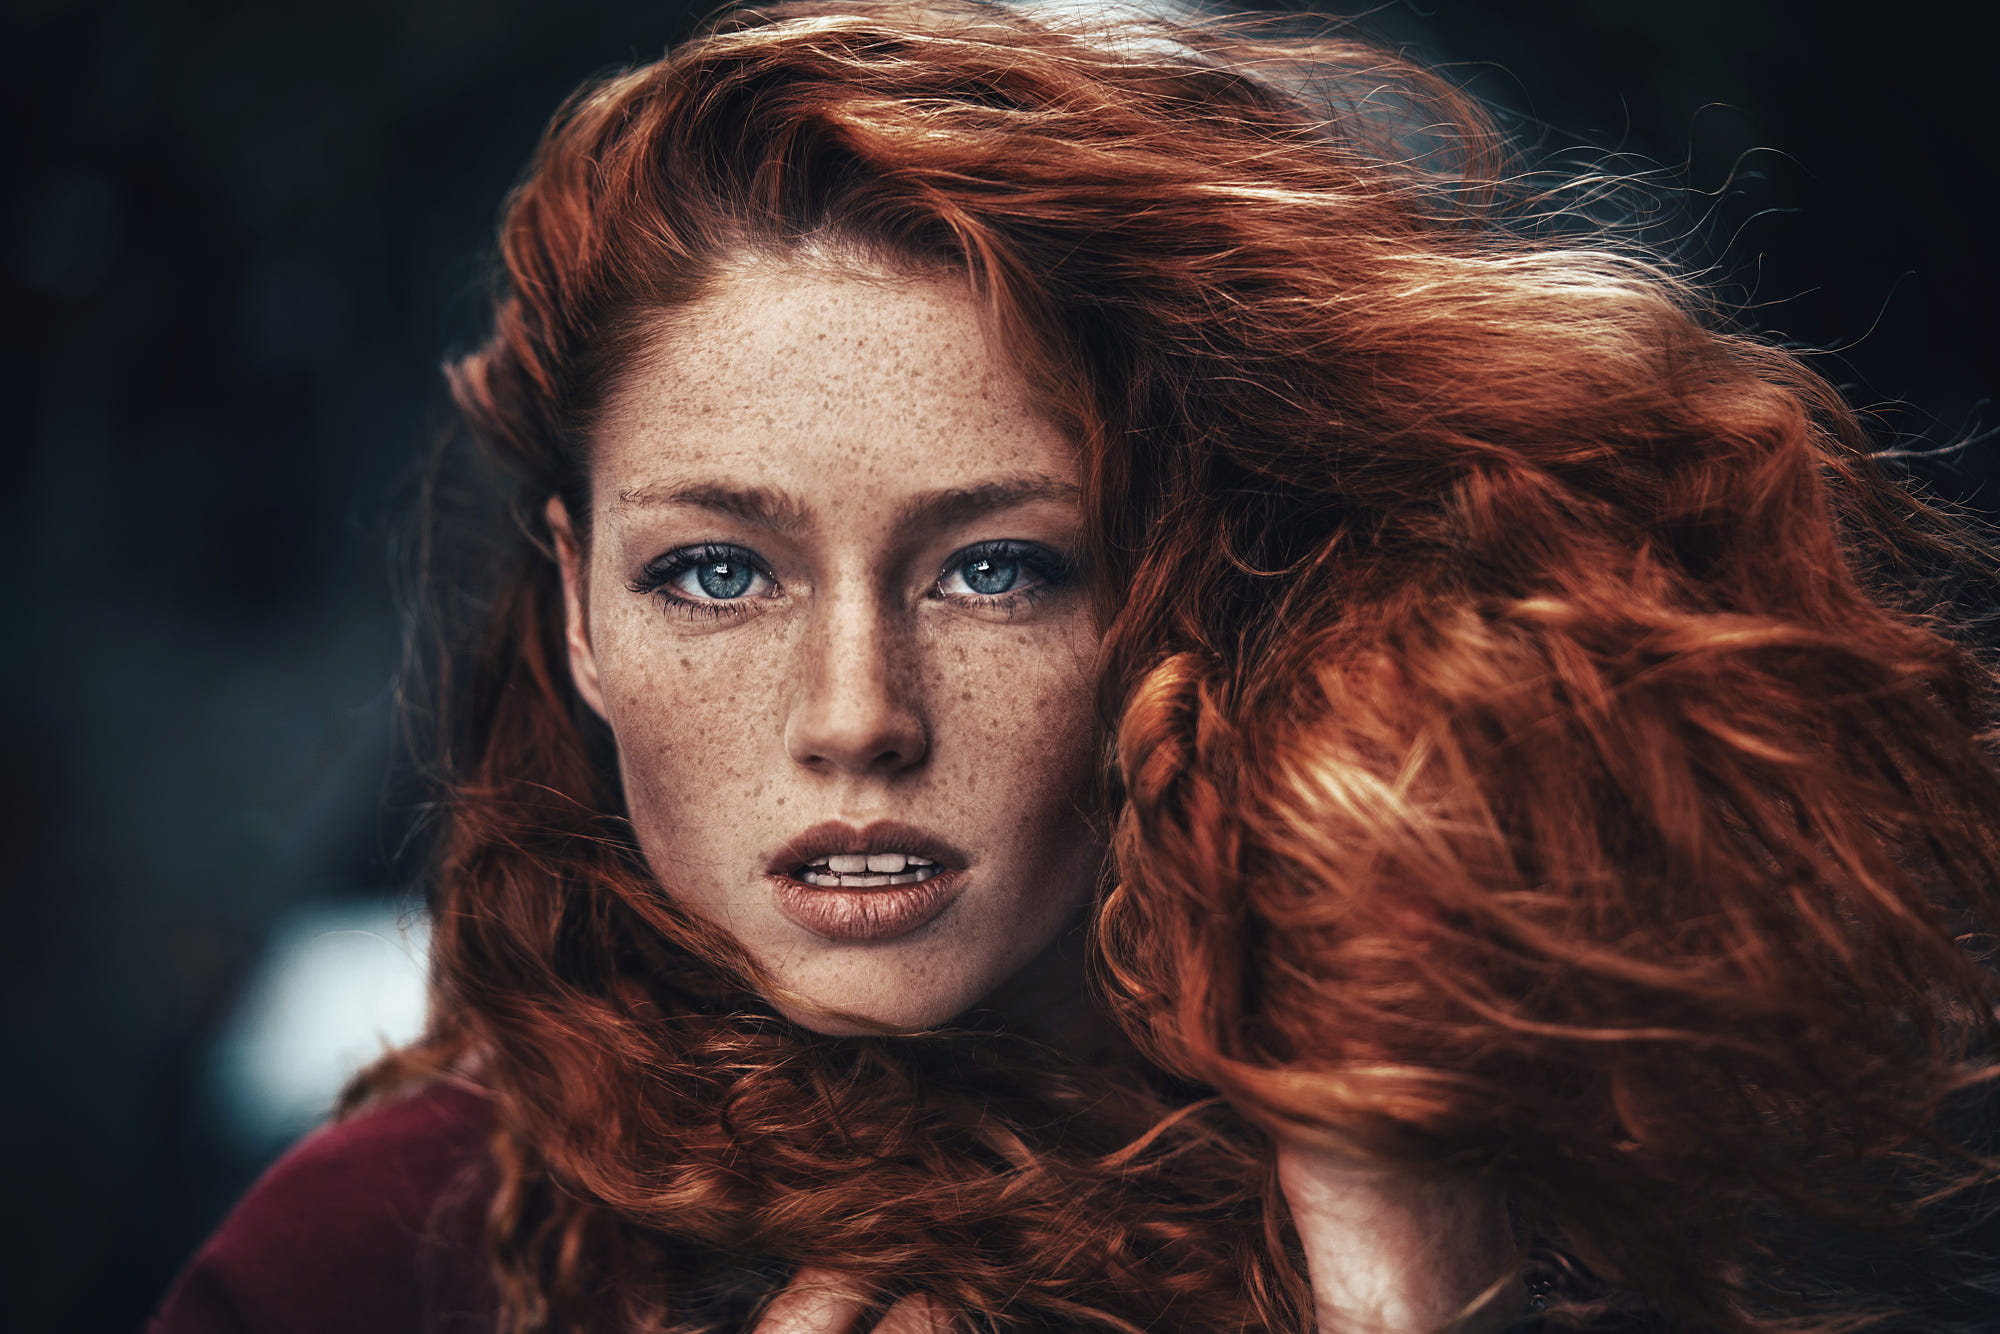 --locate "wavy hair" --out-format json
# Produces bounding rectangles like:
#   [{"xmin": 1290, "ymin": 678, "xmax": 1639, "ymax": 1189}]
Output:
[{"xmin": 354, "ymin": 2, "xmax": 2000, "ymax": 1330}]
